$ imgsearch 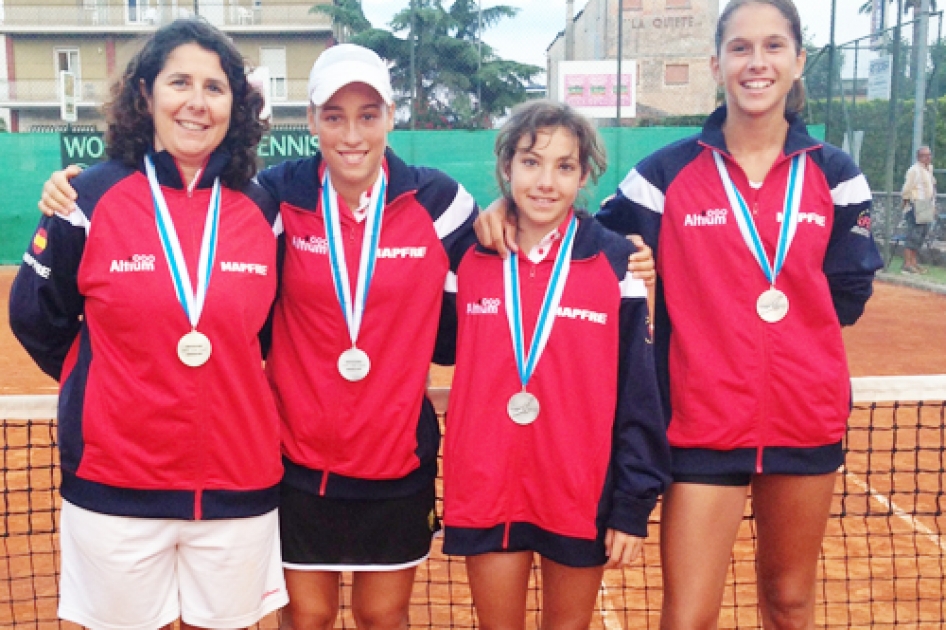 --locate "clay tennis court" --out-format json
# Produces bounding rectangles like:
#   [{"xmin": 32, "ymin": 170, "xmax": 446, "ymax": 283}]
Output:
[{"xmin": 2, "ymin": 266, "xmax": 945, "ymax": 628}]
